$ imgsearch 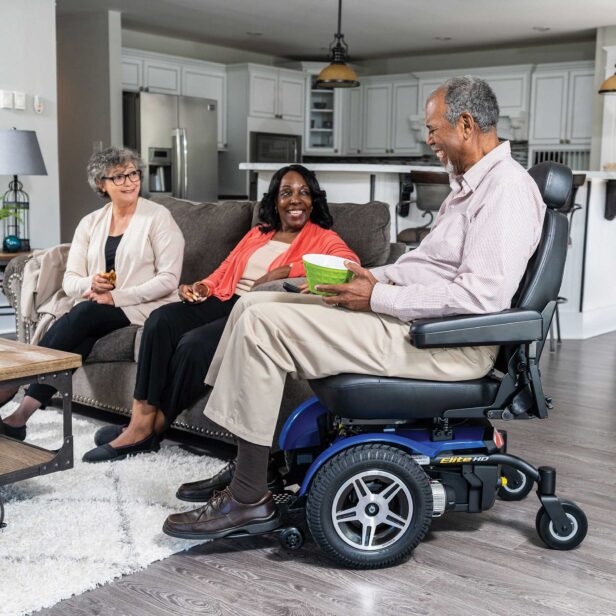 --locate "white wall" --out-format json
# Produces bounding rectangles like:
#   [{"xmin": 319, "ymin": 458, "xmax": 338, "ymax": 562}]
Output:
[
  {"xmin": 122, "ymin": 29, "xmax": 282, "ymax": 65},
  {"xmin": 0, "ymin": 0, "xmax": 60, "ymax": 249},
  {"xmin": 362, "ymin": 40, "xmax": 595, "ymax": 75}
]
